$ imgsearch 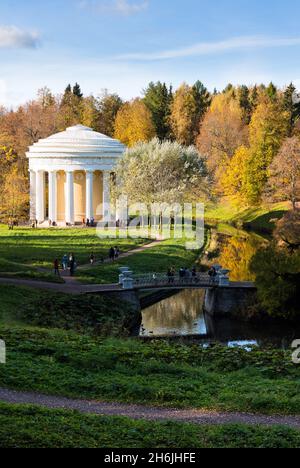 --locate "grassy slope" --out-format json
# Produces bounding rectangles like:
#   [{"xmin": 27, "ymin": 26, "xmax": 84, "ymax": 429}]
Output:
[
  {"xmin": 1, "ymin": 325, "xmax": 300, "ymax": 415},
  {"xmin": 0, "ymin": 403, "xmax": 299, "ymax": 448},
  {"xmin": 205, "ymin": 201, "xmax": 289, "ymax": 232},
  {"xmin": 0, "ymin": 225, "xmax": 146, "ymax": 271},
  {"xmin": 78, "ymin": 237, "xmax": 205, "ymax": 284}
]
